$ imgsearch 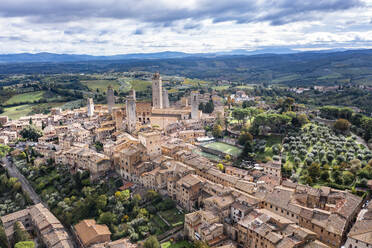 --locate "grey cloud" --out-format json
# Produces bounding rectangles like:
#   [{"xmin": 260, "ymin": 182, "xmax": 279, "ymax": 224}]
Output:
[
  {"xmin": 0, "ymin": 35, "xmax": 27, "ymax": 42},
  {"xmin": 0, "ymin": 0, "xmax": 364, "ymax": 26},
  {"xmin": 64, "ymin": 27, "xmax": 88, "ymax": 35}
]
